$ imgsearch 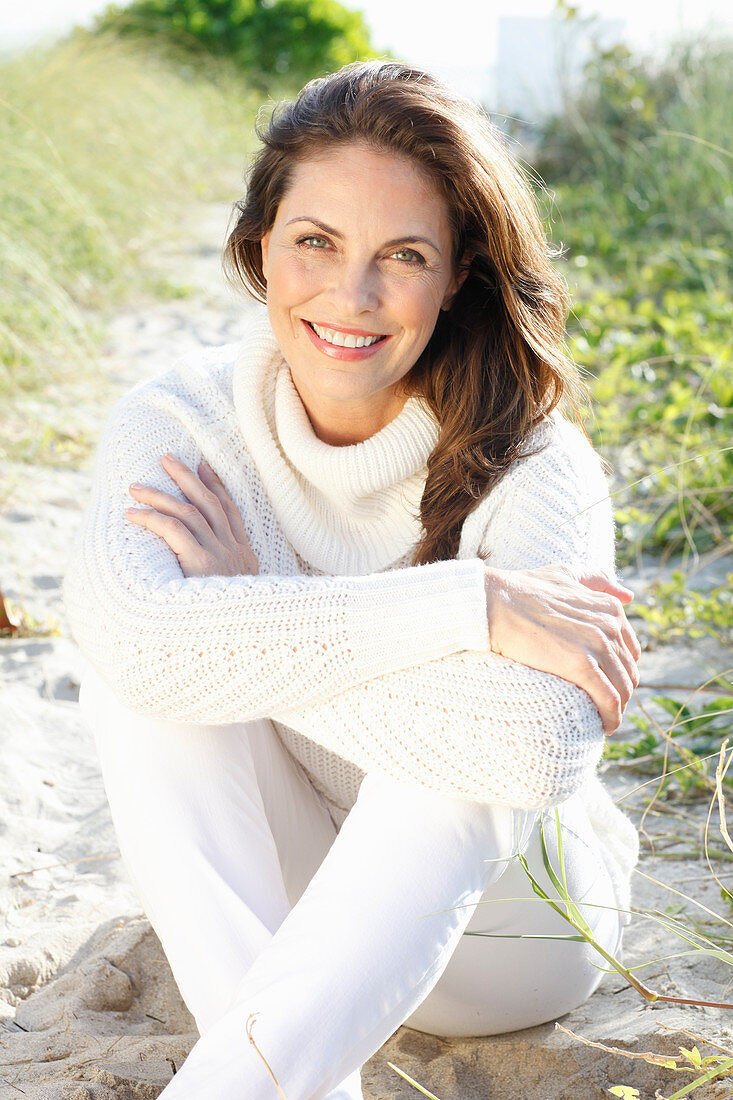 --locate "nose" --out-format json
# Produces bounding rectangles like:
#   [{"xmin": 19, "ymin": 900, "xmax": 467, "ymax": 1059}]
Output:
[{"xmin": 327, "ymin": 256, "xmax": 380, "ymax": 317}]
